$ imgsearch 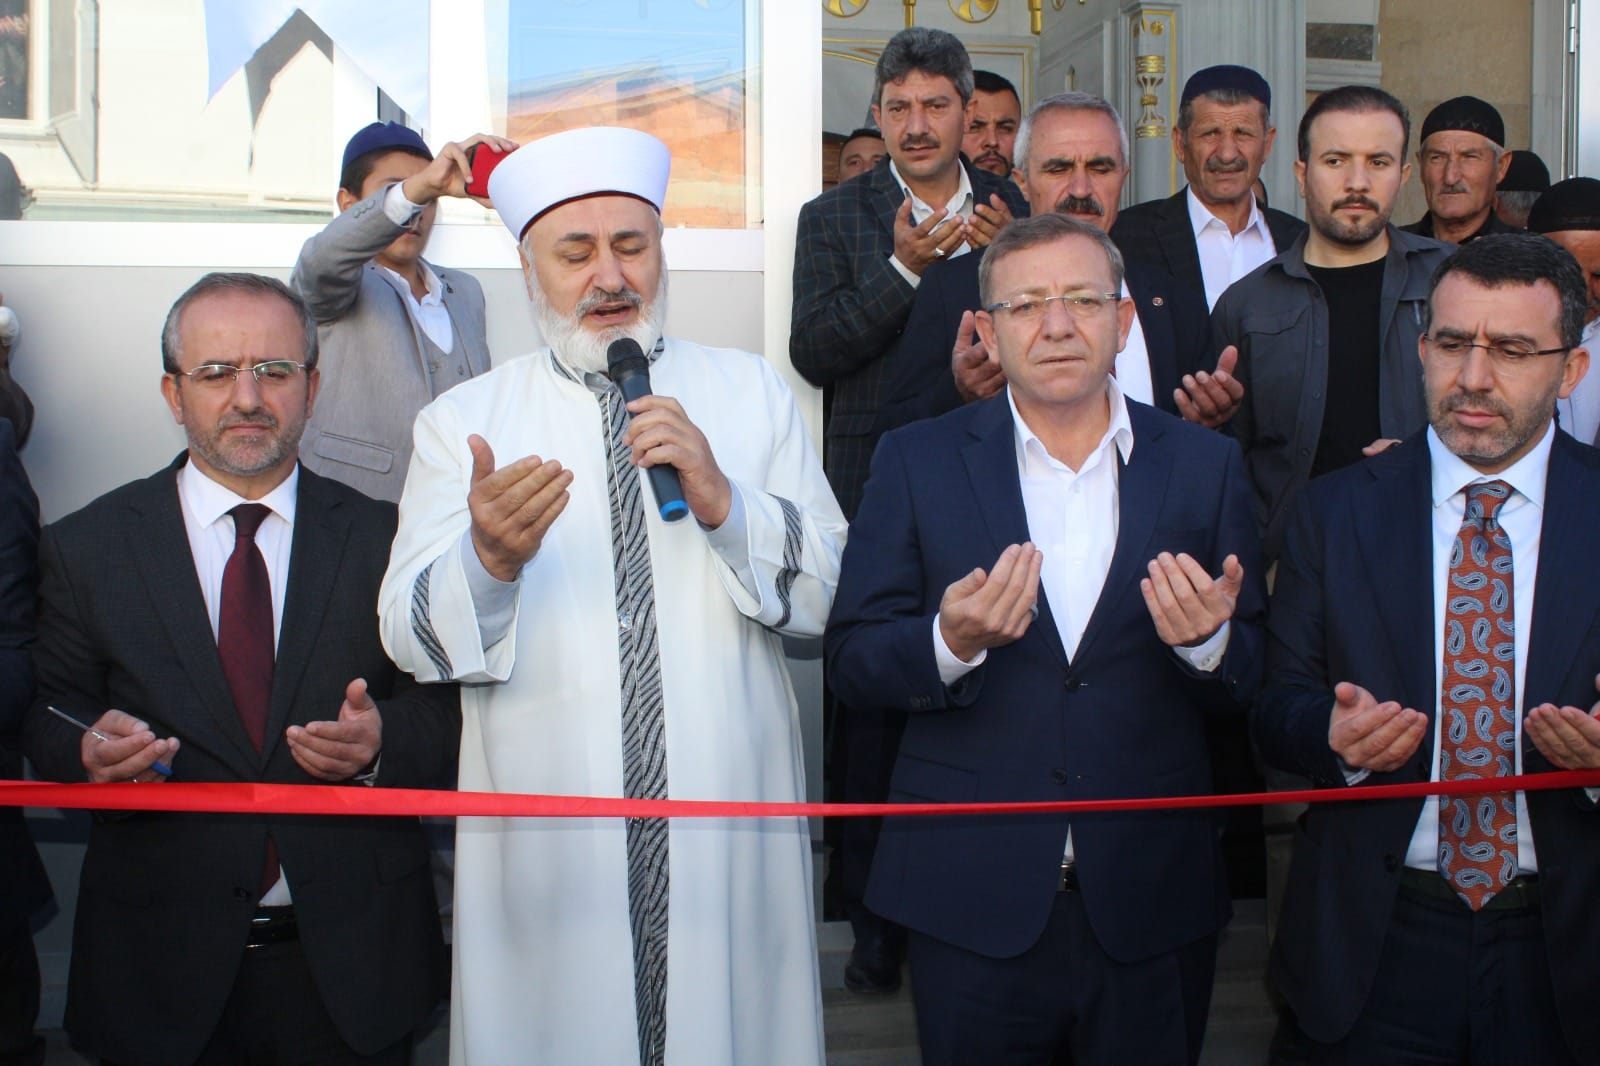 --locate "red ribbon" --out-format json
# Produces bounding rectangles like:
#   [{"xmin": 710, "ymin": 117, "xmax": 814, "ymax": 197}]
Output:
[{"xmin": 1, "ymin": 770, "xmax": 1597, "ymax": 819}]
